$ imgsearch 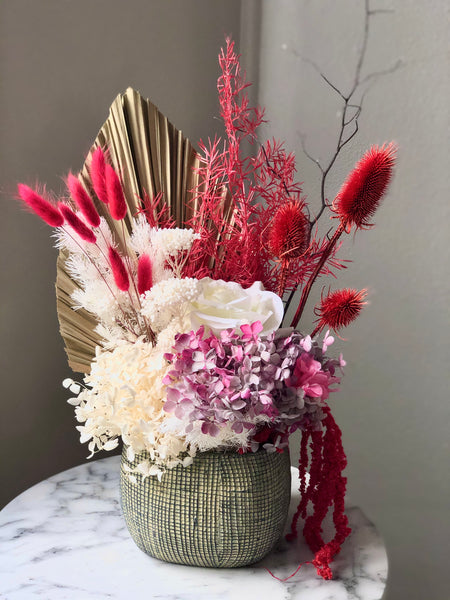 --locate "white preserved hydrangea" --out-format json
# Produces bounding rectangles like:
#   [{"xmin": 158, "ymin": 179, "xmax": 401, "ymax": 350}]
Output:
[
  {"xmin": 68, "ymin": 340, "xmax": 191, "ymax": 474},
  {"xmin": 155, "ymin": 315, "xmax": 191, "ymax": 354}
]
